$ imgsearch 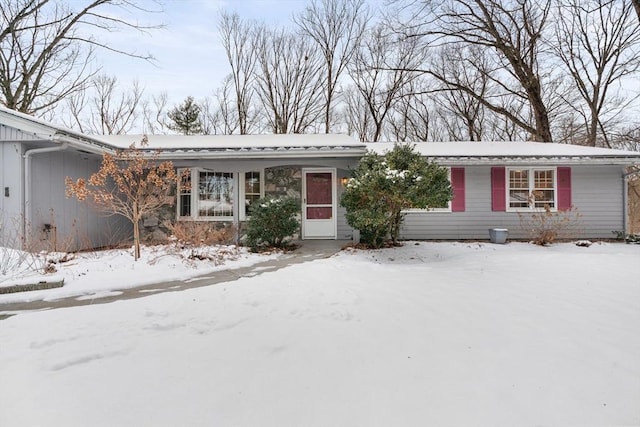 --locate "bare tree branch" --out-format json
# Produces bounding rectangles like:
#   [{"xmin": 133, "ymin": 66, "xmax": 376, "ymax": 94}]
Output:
[
  {"xmin": 0, "ymin": 0, "xmax": 161, "ymax": 115},
  {"xmin": 255, "ymin": 27, "xmax": 325, "ymax": 134},
  {"xmin": 553, "ymin": 0, "xmax": 640, "ymax": 147},
  {"xmin": 295, "ymin": 0, "xmax": 371, "ymax": 133}
]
